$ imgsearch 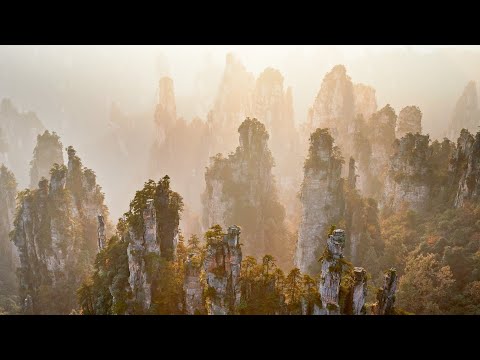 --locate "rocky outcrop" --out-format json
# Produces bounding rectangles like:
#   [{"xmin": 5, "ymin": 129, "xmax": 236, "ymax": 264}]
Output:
[
  {"xmin": 373, "ymin": 268, "xmax": 397, "ymax": 315},
  {"xmin": 350, "ymin": 267, "xmax": 367, "ymax": 315},
  {"xmin": 307, "ymin": 66, "xmax": 356, "ymax": 161},
  {"xmin": 356, "ymin": 104, "xmax": 397, "ymax": 200},
  {"xmin": 451, "ymin": 129, "xmax": 480, "ymax": 207},
  {"xmin": 396, "ymin": 106, "xmax": 422, "ymax": 139},
  {"xmin": 295, "ymin": 128, "xmax": 344, "ymax": 275},
  {"xmin": 127, "ymin": 199, "xmax": 158, "ymax": 312},
  {"xmin": 97, "ymin": 215, "xmax": 106, "ymax": 250},
  {"xmin": 383, "ymin": 133, "xmax": 431, "ymax": 212},
  {"xmin": 353, "ymin": 83, "xmax": 377, "ymax": 119},
  {"xmin": 11, "ymin": 144, "xmax": 109, "ymax": 314},
  {"xmin": 183, "ymin": 253, "xmax": 205, "ymax": 315},
  {"xmin": 29, "ymin": 130, "xmax": 64, "ymax": 188},
  {"xmin": 125, "ymin": 176, "xmax": 183, "ymax": 313},
  {"xmin": 204, "ymin": 225, "xmax": 242, "ymax": 315},
  {"xmin": 0, "ymin": 98, "xmax": 45, "ymax": 186},
  {"xmin": 203, "ymin": 118, "xmax": 291, "ymax": 267},
  {"xmin": 318, "ymin": 229, "xmax": 346, "ymax": 315},
  {"xmin": 448, "ymin": 81, "xmax": 480, "ymax": 140}
]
